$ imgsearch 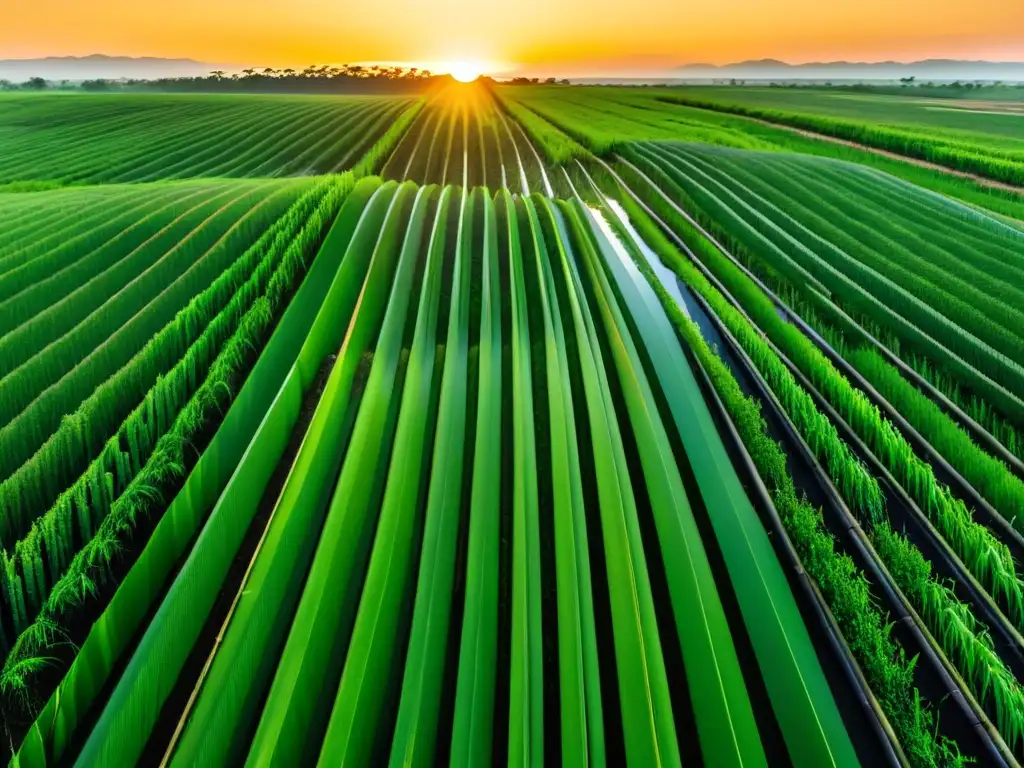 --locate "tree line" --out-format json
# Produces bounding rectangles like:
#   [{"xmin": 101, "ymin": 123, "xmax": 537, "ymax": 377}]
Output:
[{"xmin": 0, "ymin": 65, "xmax": 445, "ymax": 95}]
